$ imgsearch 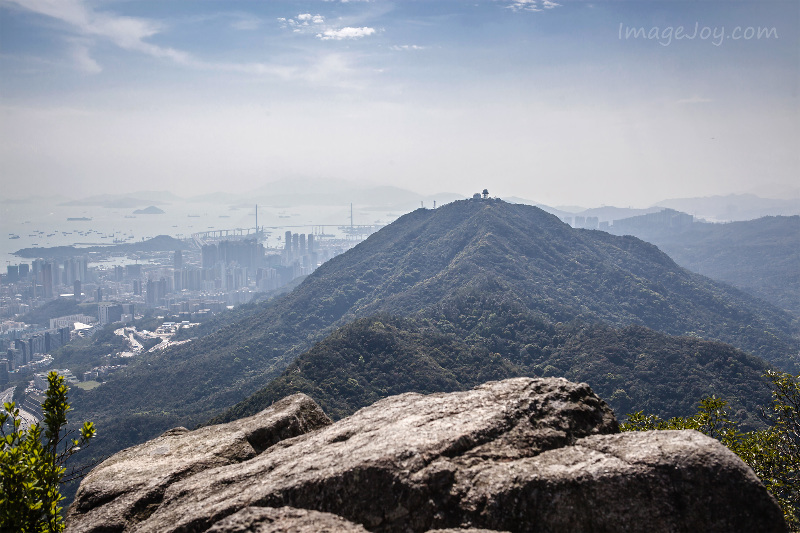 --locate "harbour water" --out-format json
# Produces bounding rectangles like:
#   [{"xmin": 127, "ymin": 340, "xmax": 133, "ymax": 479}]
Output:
[{"xmin": 1, "ymin": 198, "xmax": 402, "ymax": 269}]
